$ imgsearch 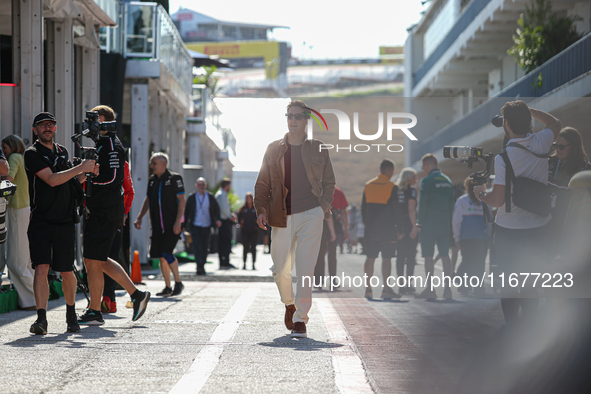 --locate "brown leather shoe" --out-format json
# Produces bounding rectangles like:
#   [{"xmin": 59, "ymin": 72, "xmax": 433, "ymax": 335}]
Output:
[
  {"xmin": 291, "ymin": 321, "xmax": 307, "ymax": 338},
  {"xmin": 284, "ymin": 304, "xmax": 296, "ymax": 330}
]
